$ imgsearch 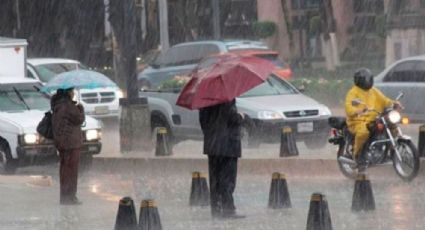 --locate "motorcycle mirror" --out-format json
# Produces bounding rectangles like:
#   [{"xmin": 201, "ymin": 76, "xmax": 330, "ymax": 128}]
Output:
[
  {"xmin": 351, "ymin": 99, "xmax": 363, "ymax": 106},
  {"xmin": 396, "ymin": 91, "xmax": 404, "ymax": 101}
]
